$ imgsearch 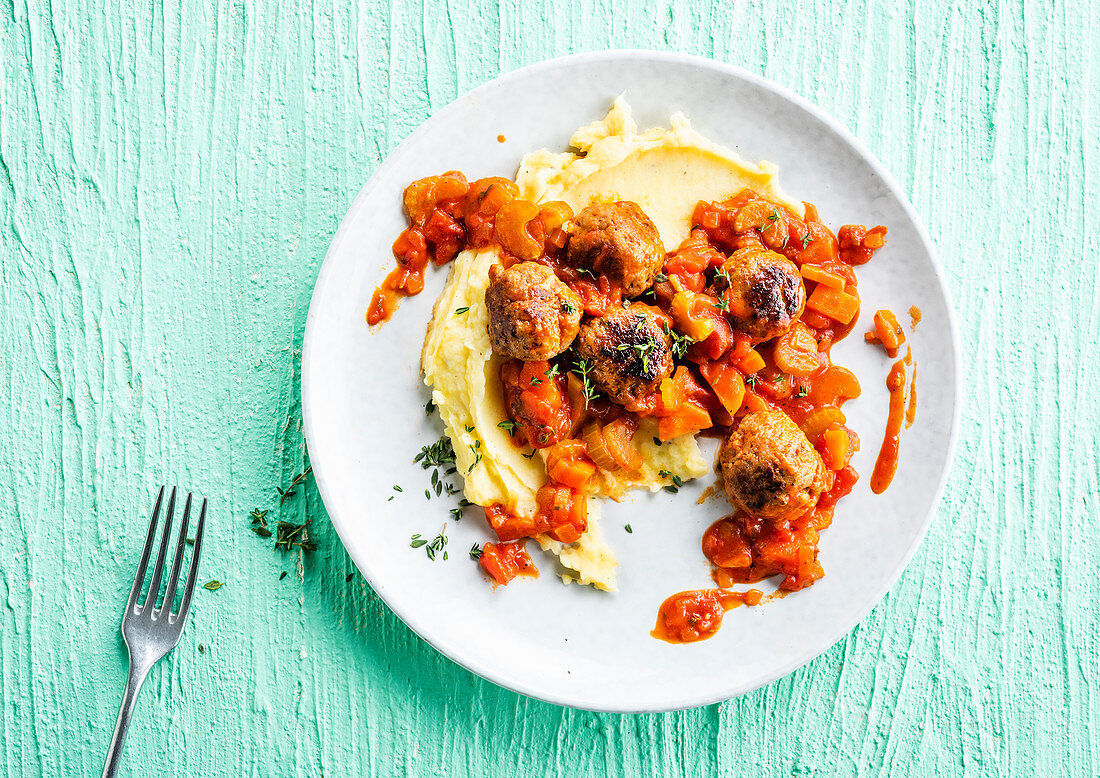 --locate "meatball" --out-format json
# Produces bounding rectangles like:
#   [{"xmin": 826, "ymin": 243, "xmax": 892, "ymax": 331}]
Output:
[
  {"xmin": 485, "ymin": 261, "xmax": 582, "ymax": 361},
  {"xmin": 568, "ymin": 201, "xmax": 665, "ymax": 297},
  {"xmin": 712, "ymin": 249, "xmax": 805, "ymax": 342},
  {"xmin": 719, "ymin": 409, "xmax": 828, "ymax": 522},
  {"xmin": 573, "ymin": 303, "xmax": 674, "ymax": 409}
]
